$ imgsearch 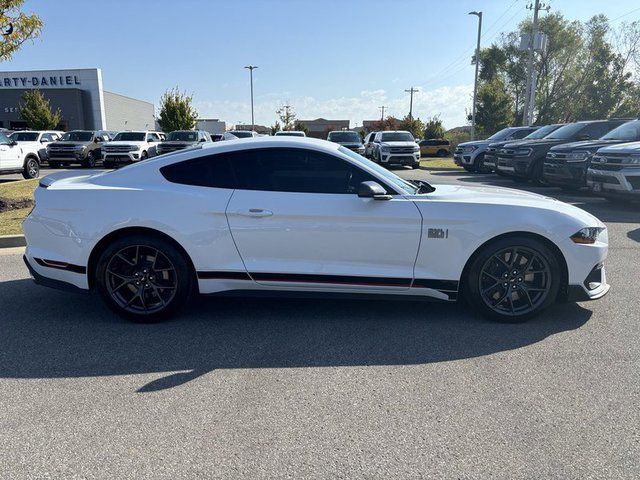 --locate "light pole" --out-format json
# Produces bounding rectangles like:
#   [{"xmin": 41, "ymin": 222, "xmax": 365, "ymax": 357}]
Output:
[
  {"xmin": 404, "ymin": 87, "xmax": 418, "ymax": 120},
  {"xmin": 469, "ymin": 11, "xmax": 482, "ymax": 140},
  {"xmin": 244, "ymin": 65, "xmax": 258, "ymax": 131}
]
